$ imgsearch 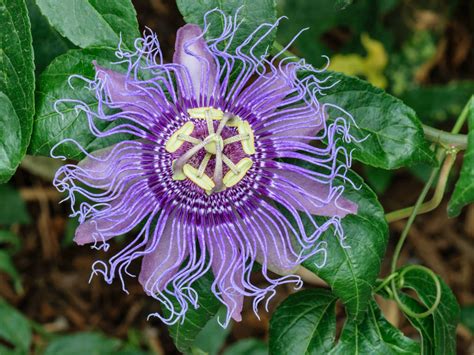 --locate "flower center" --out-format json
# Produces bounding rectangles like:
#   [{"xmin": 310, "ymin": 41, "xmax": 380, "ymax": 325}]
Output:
[{"xmin": 165, "ymin": 107, "xmax": 255, "ymax": 195}]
